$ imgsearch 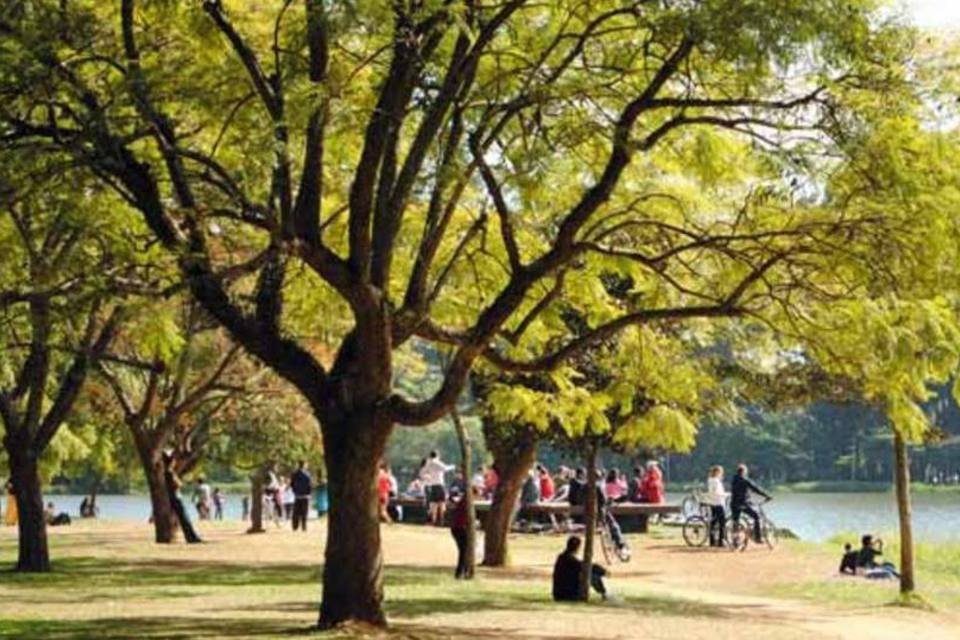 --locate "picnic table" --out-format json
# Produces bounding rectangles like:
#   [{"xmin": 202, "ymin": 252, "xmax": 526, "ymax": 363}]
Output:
[{"xmin": 389, "ymin": 497, "xmax": 680, "ymax": 533}]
